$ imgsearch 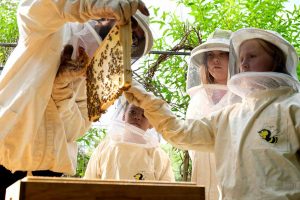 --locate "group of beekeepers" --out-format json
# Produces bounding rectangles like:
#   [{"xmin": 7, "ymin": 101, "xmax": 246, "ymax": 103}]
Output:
[{"xmin": 0, "ymin": 0, "xmax": 299, "ymax": 200}]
